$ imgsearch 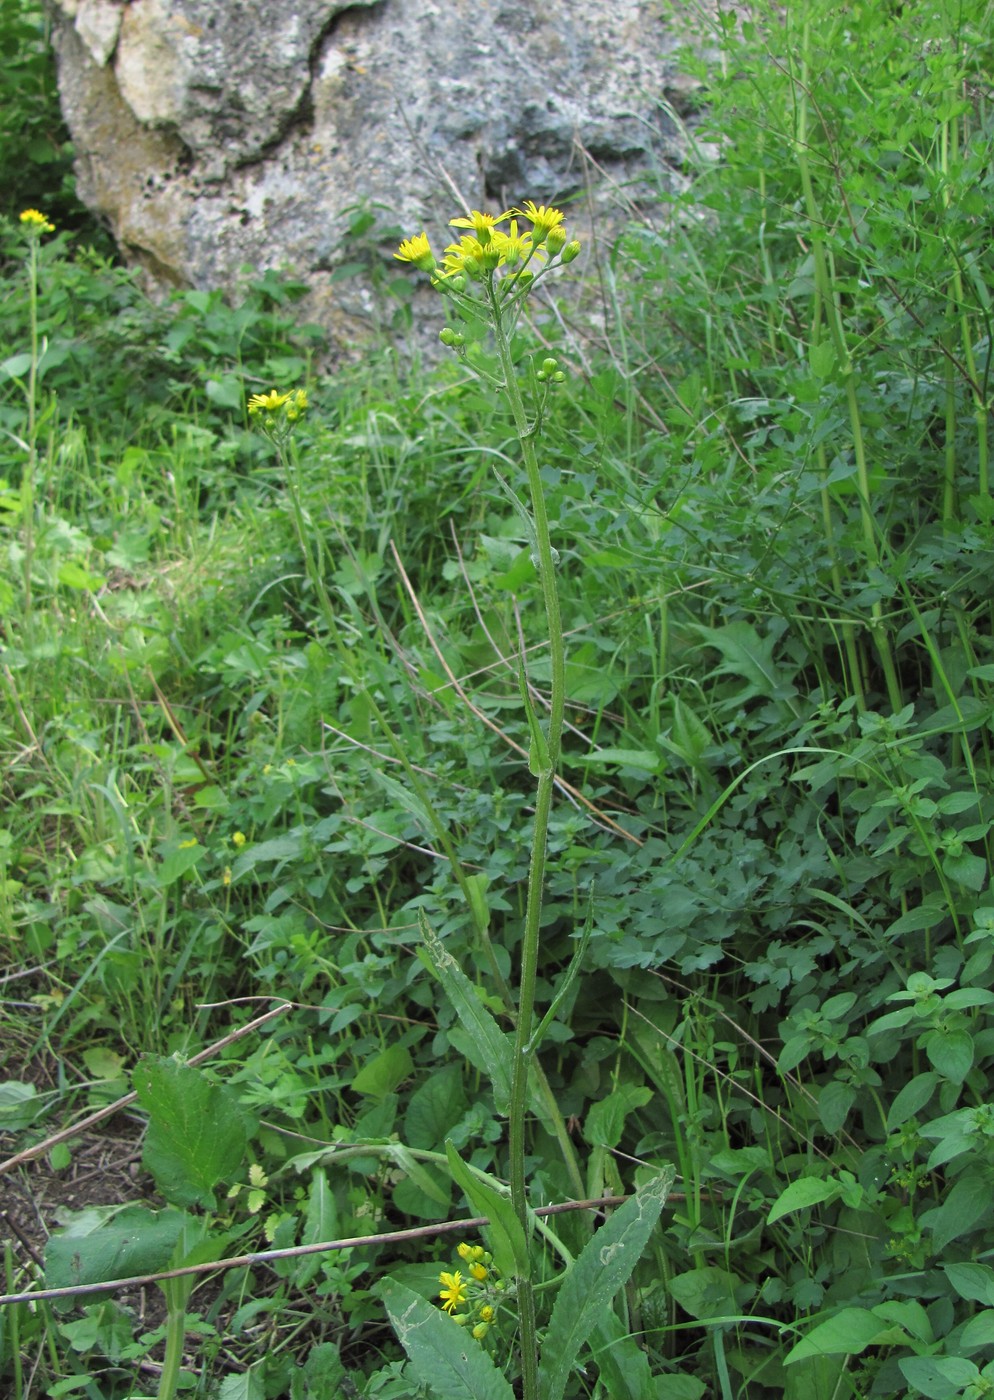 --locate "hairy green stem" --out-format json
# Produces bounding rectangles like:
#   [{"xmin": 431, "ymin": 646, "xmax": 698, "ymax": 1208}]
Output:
[
  {"xmin": 487, "ymin": 271, "xmax": 567, "ymax": 1400},
  {"xmin": 22, "ymin": 234, "xmax": 39, "ymax": 624},
  {"xmin": 157, "ymin": 1303, "xmax": 186, "ymax": 1400}
]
